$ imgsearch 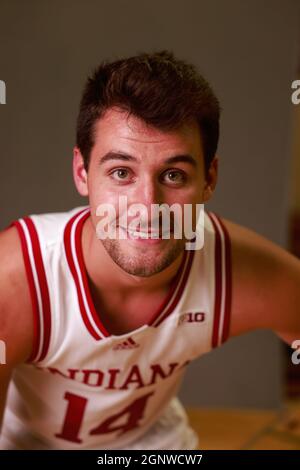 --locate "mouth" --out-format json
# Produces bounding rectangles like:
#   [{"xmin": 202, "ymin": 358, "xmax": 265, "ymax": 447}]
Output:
[{"xmin": 118, "ymin": 226, "xmax": 173, "ymax": 243}]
